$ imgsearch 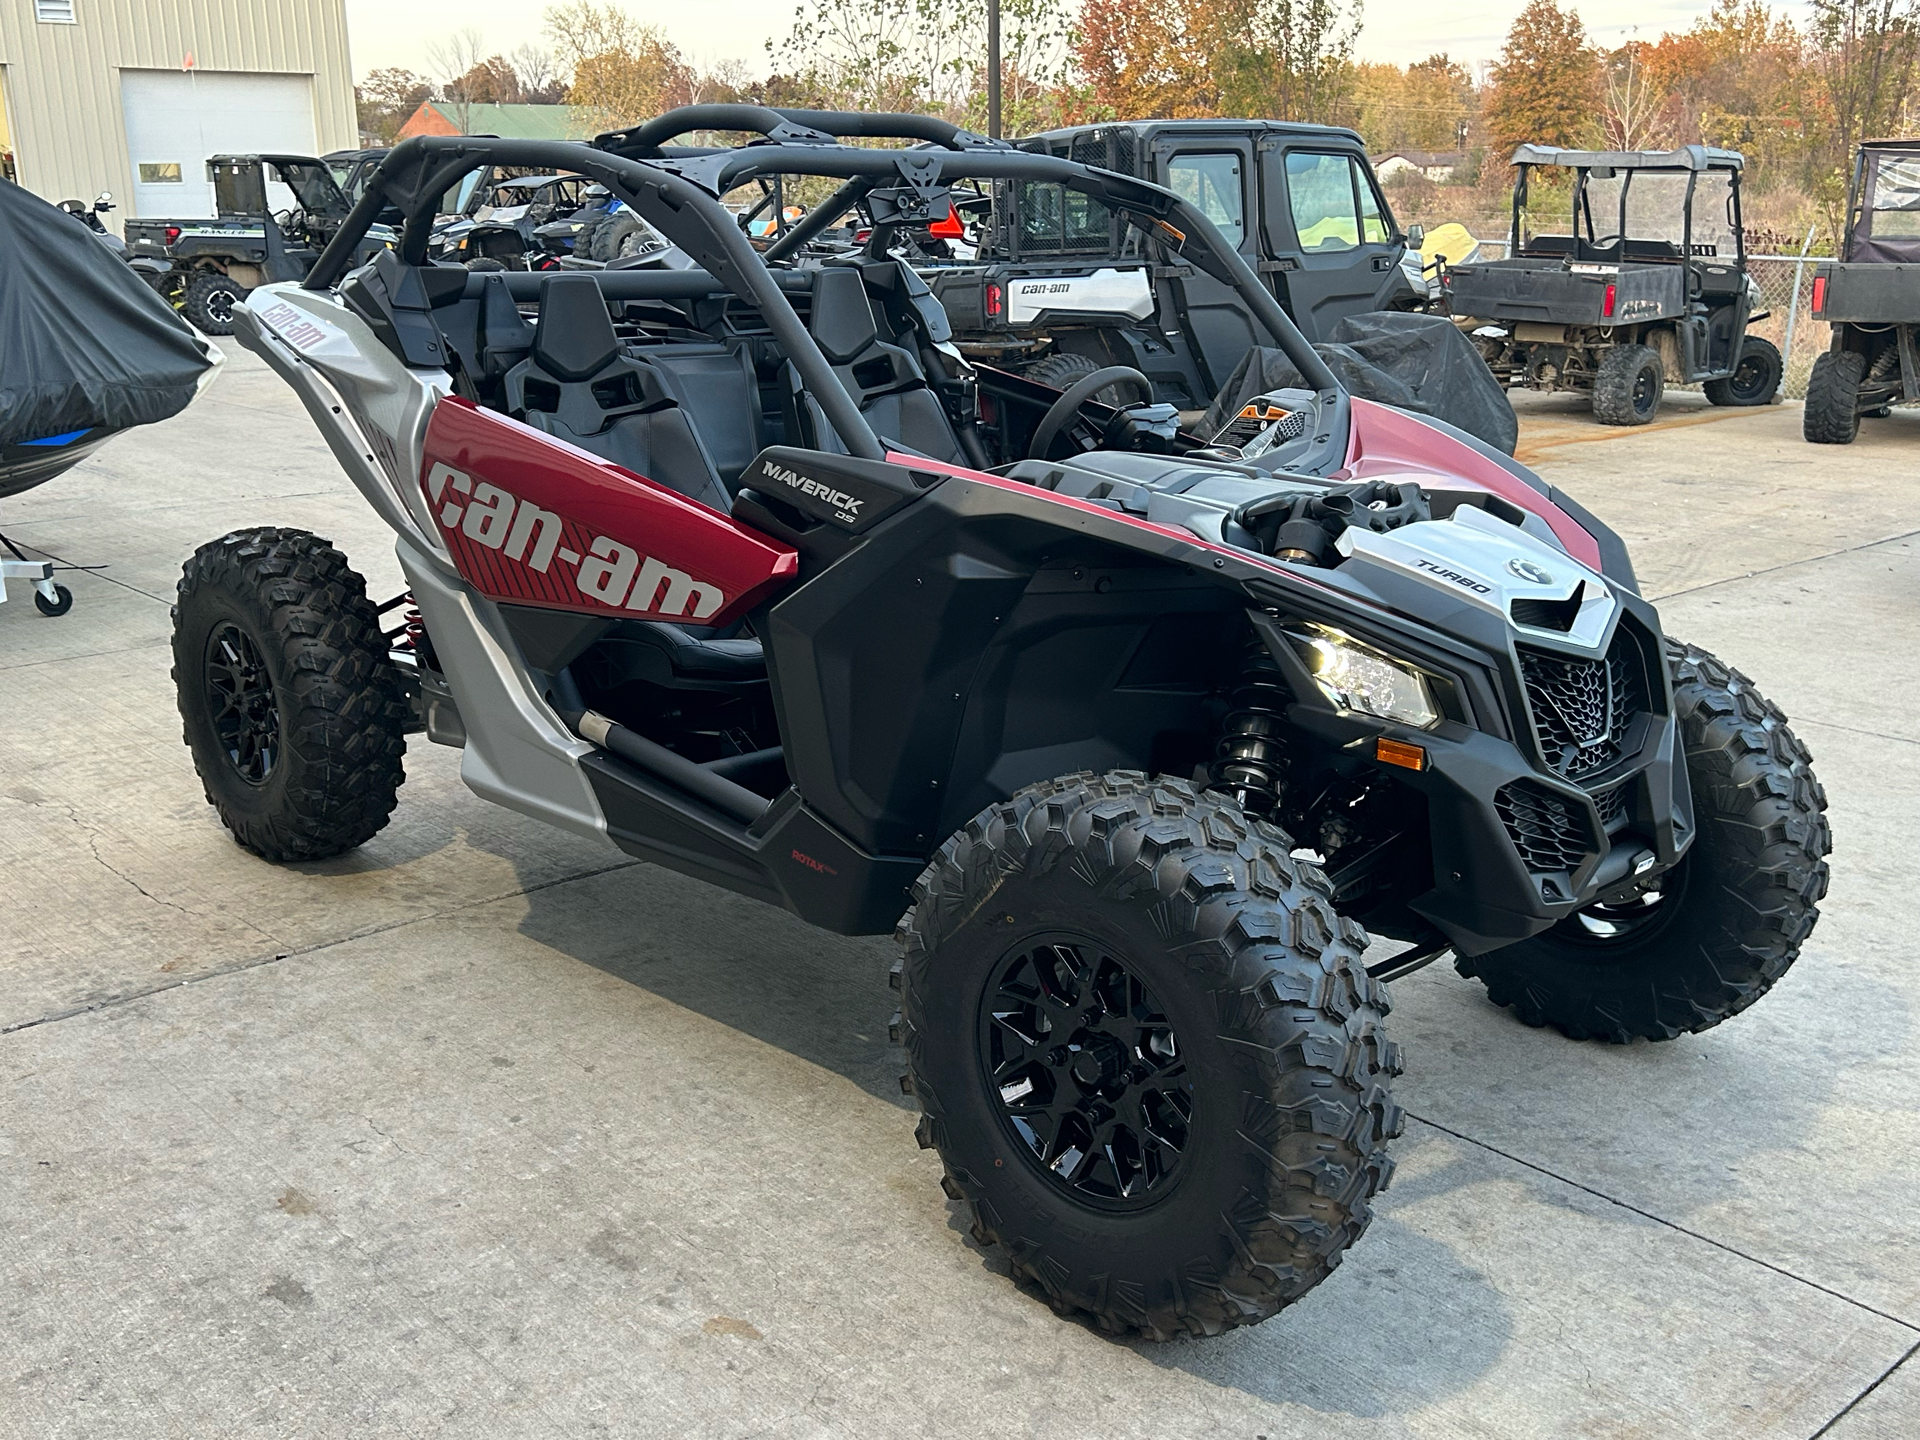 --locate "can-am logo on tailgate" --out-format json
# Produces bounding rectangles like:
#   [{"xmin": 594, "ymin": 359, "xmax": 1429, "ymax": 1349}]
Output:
[
  {"xmin": 756, "ymin": 459, "xmax": 865, "ymax": 526},
  {"xmin": 427, "ymin": 462, "xmax": 723, "ymax": 619}
]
